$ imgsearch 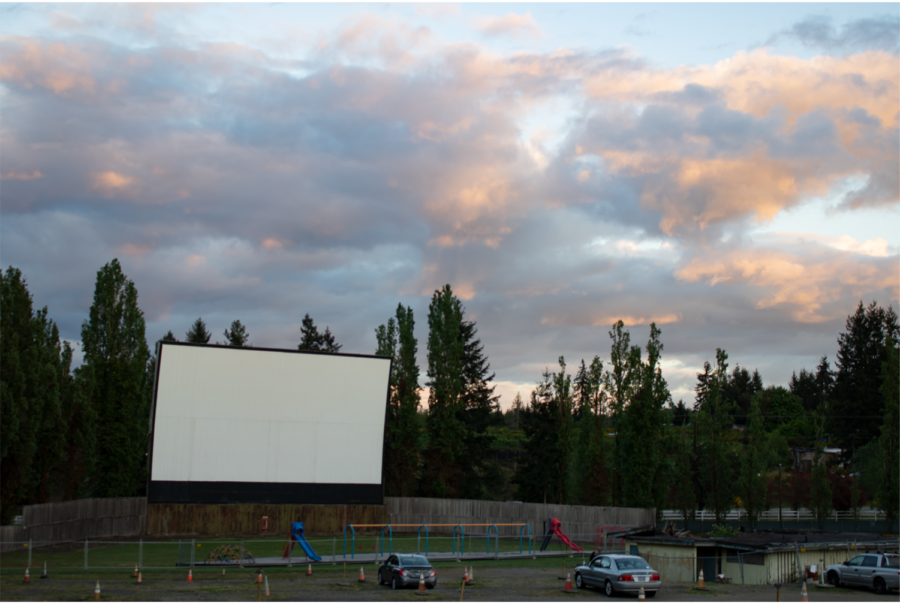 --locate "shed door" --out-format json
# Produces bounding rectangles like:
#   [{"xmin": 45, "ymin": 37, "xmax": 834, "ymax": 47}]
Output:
[{"xmin": 697, "ymin": 547, "xmax": 717, "ymax": 582}]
